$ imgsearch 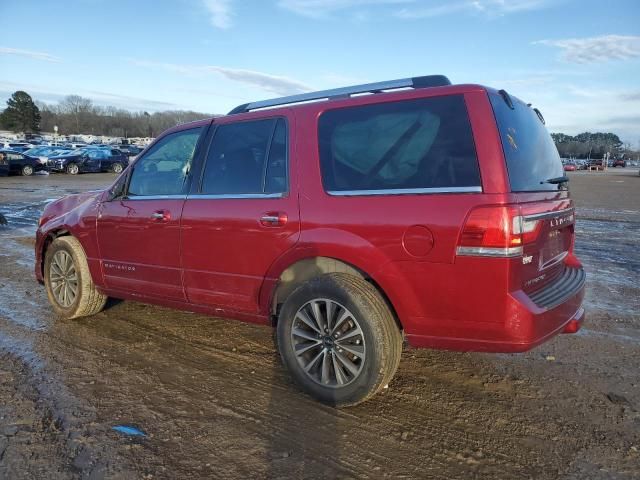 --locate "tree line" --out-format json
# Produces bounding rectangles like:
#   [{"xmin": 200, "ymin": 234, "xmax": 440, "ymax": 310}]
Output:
[
  {"xmin": 0, "ymin": 90, "xmax": 213, "ymax": 139},
  {"xmin": 550, "ymin": 132, "xmax": 637, "ymax": 159}
]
